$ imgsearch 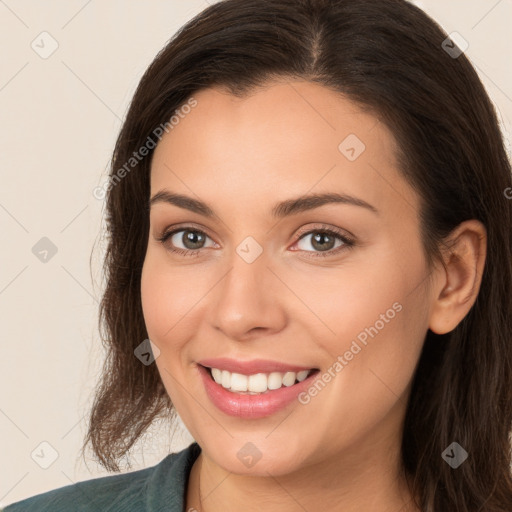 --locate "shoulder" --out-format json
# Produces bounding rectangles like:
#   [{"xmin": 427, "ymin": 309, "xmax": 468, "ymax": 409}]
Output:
[
  {"xmin": 2, "ymin": 442, "xmax": 201, "ymax": 512},
  {"xmin": 2, "ymin": 465, "xmax": 152, "ymax": 512}
]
